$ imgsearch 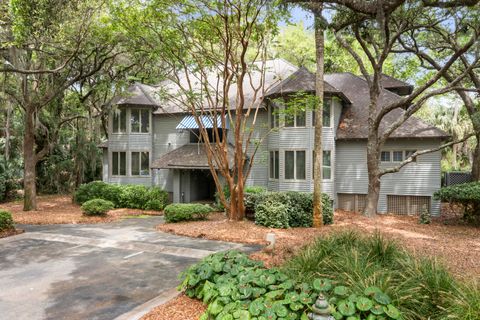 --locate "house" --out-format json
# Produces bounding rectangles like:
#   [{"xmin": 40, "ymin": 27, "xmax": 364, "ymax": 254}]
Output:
[{"xmin": 101, "ymin": 59, "xmax": 448, "ymax": 215}]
